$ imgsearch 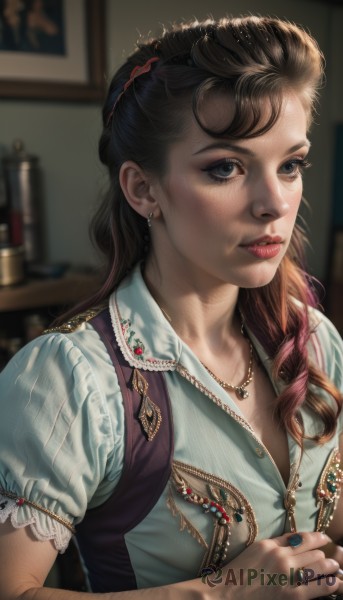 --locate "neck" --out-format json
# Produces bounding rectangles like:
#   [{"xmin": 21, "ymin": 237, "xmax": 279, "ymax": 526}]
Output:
[{"xmin": 143, "ymin": 259, "xmax": 241, "ymax": 357}]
